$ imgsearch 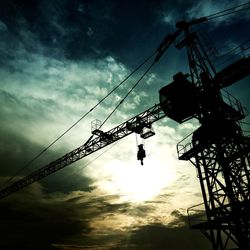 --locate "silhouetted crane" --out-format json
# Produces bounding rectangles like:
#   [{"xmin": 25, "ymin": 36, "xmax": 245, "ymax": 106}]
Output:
[{"xmin": 1, "ymin": 13, "xmax": 250, "ymax": 250}]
